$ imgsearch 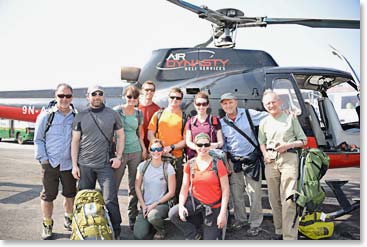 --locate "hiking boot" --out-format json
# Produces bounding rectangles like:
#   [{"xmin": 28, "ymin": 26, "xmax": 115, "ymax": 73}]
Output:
[
  {"xmin": 41, "ymin": 221, "xmax": 53, "ymax": 240},
  {"xmin": 272, "ymin": 234, "xmax": 283, "ymax": 240},
  {"xmin": 64, "ymin": 215, "xmax": 72, "ymax": 231},
  {"xmin": 154, "ymin": 231, "xmax": 167, "ymax": 240},
  {"xmin": 247, "ymin": 227, "xmax": 261, "ymax": 236},
  {"xmin": 229, "ymin": 220, "xmax": 247, "ymax": 231}
]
